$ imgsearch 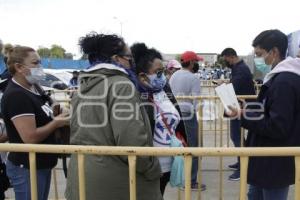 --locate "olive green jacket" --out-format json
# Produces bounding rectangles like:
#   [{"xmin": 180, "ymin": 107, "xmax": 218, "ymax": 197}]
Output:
[{"xmin": 65, "ymin": 64, "xmax": 162, "ymax": 200}]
